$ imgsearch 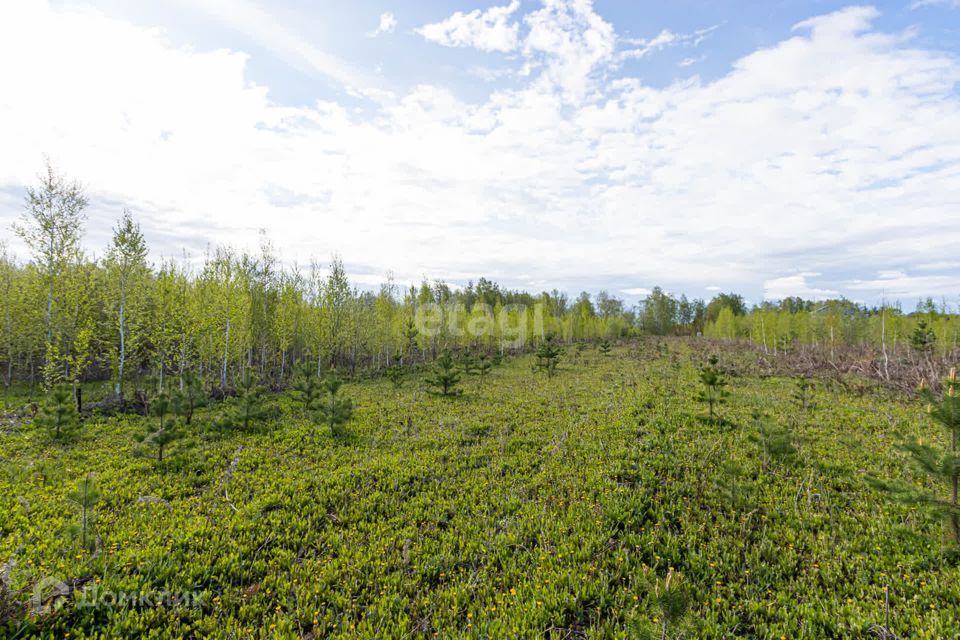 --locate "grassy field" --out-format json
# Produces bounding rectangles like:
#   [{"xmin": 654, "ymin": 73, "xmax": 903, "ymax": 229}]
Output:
[{"xmin": 1, "ymin": 340, "xmax": 958, "ymax": 638}]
